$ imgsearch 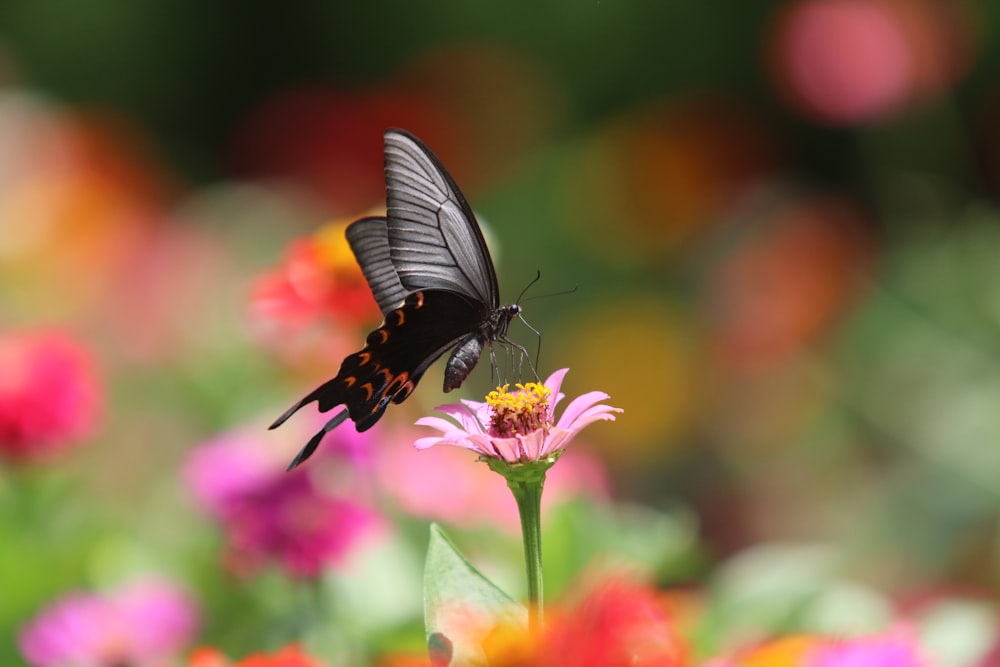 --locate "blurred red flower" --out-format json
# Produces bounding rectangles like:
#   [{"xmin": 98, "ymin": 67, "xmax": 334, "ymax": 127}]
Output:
[
  {"xmin": 231, "ymin": 86, "xmax": 449, "ymax": 215},
  {"xmin": 188, "ymin": 644, "xmax": 326, "ymax": 667},
  {"xmin": 249, "ymin": 220, "xmax": 383, "ymax": 369},
  {"xmin": 0, "ymin": 330, "xmax": 101, "ymax": 463},
  {"xmin": 480, "ymin": 578, "xmax": 689, "ymax": 667}
]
